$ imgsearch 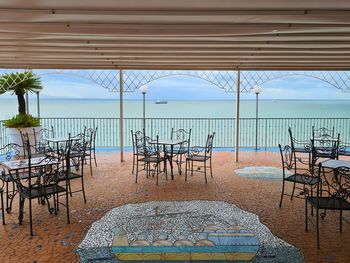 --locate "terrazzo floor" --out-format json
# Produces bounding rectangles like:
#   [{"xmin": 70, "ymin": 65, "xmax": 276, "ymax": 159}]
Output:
[{"xmin": 0, "ymin": 151, "xmax": 349, "ymax": 262}]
